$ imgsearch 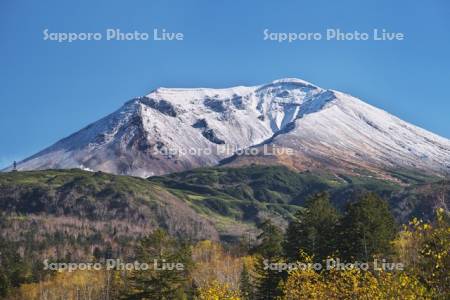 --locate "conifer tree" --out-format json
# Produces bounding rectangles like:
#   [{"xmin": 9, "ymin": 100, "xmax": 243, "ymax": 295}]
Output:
[
  {"xmin": 240, "ymin": 263, "xmax": 254, "ymax": 300},
  {"xmin": 122, "ymin": 229, "xmax": 193, "ymax": 299},
  {"xmin": 284, "ymin": 192, "xmax": 340, "ymax": 261},
  {"xmin": 253, "ymin": 220, "xmax": 283, "ymax": 300},
  {"xmin": 339, "ymin": 192, "xmax": 396, "ymax": 261}
]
